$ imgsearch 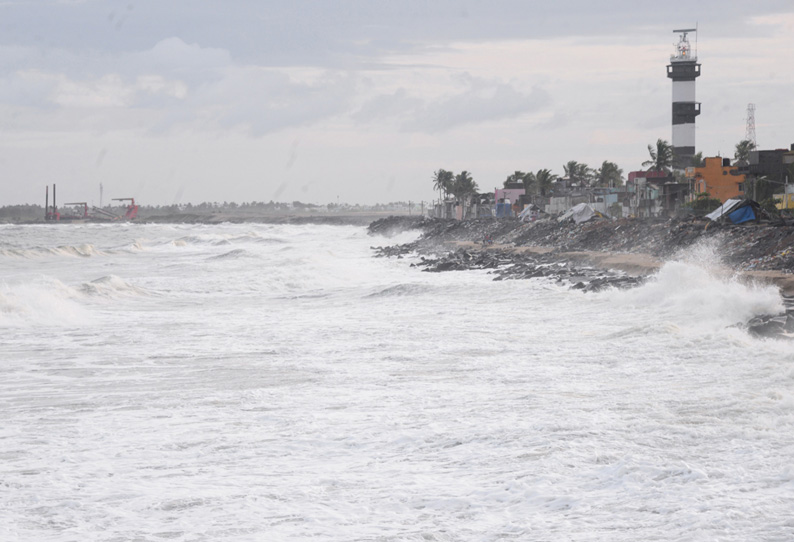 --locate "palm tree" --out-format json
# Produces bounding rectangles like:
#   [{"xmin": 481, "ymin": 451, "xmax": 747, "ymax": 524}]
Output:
[
  {"xmin": 432, "ymin": 169, "xmax": 454, "ymax": 200},
  {"xmin": 642, "ymin": 139, "xmax": 674, "ymax": 172},
  {"xmin": 534, "ymin": 169, "xmax": 558, "ymax": 196},
  {"xmin": 503, "ymin": 171, "xmax": 526, "ymax": 188},
  {"xmin": 451, "ymin": 171, "xmax": 478, "ymax": 218},
  {"xmin": 451, "ymin": 171, "xmax": 478, "ymax": 201},
  {"xmin": 734, "ymin": 139, "xmax": 756, "ymax": 165},
  {"xmin": 563, "ymin": 161, "xmax": 593, "ymax": 186},
  {"xmin": 692, "ymin": 152, "xmax": 705, "ymax": 167},
  {"xmin": 563, "ymin": 160, "xmax": 579, "ymax": 181},
  {"xmin": 595, "ymin": 161, "xmax": 624, "ymax": 188},
  {"xmin": 522, "ymin": 171, "xmax": 537, "ymax": 194}
]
